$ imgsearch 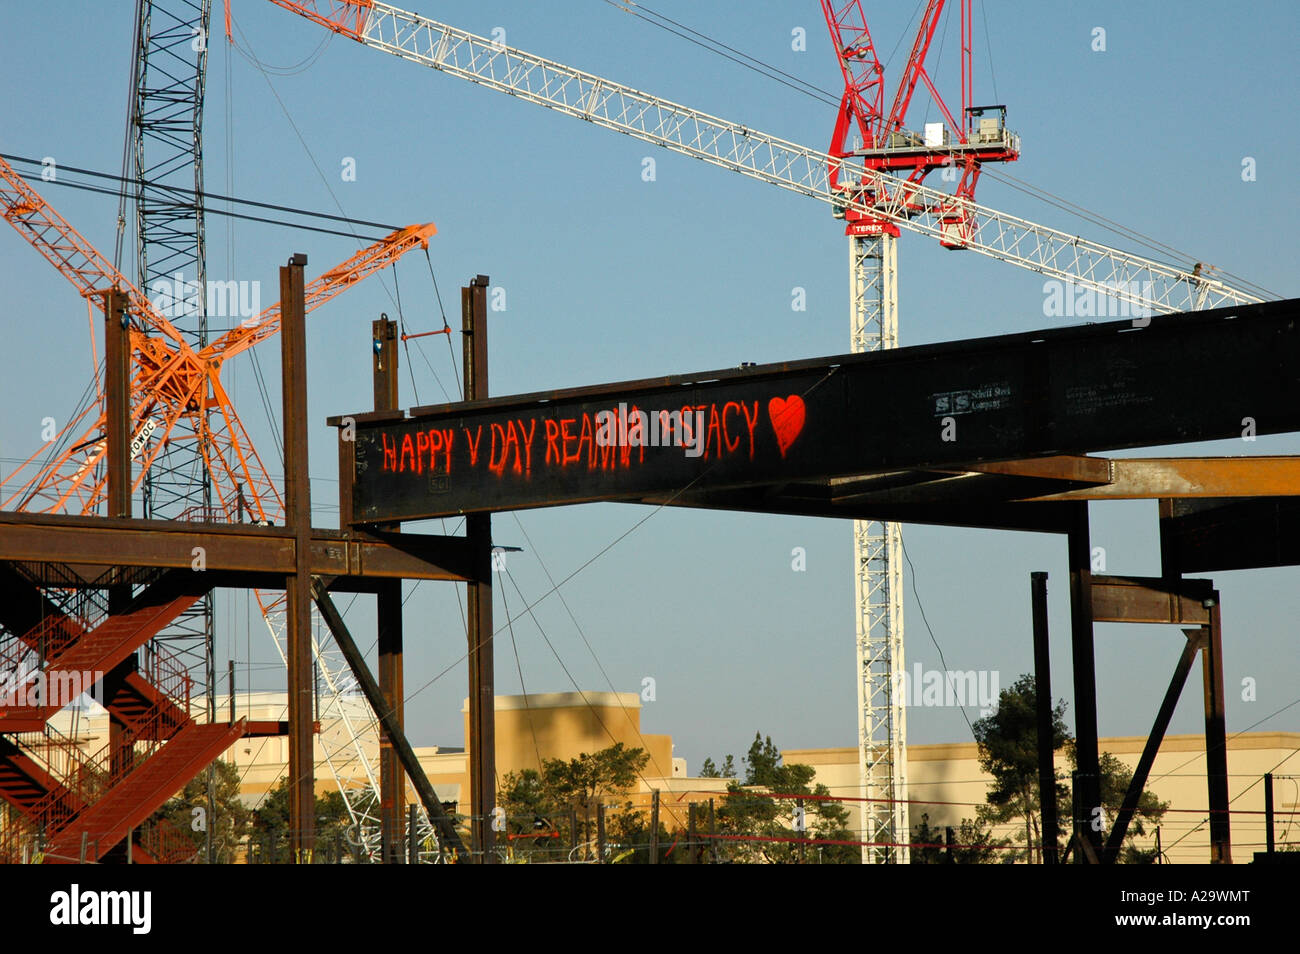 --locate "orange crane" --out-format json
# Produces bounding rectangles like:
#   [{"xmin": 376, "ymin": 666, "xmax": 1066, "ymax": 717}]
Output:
[
  {"xmin": 0, "ymin": 151, "xmax": 435, "ymax": 861},
  {"xmin": 0, "ymin": 152, "xmax": 435, "ymax": 521}
]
